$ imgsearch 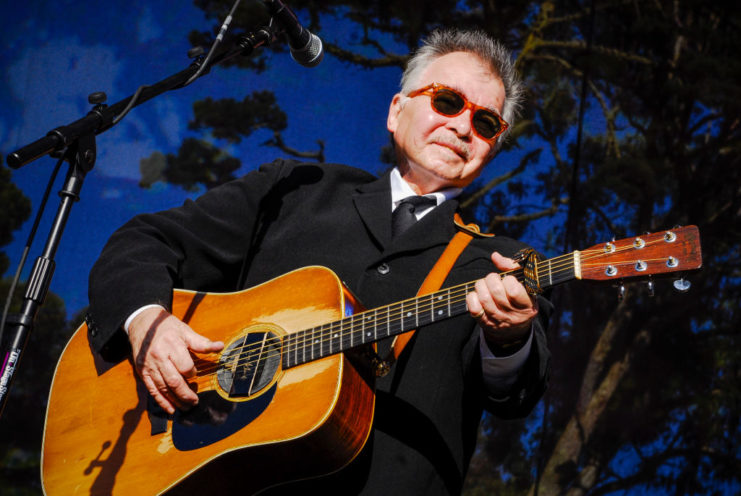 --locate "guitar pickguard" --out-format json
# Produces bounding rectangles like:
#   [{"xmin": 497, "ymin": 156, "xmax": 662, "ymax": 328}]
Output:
[{"xmin": 172, "ymin": 385, "xmax": 276, "ymax": 451}]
